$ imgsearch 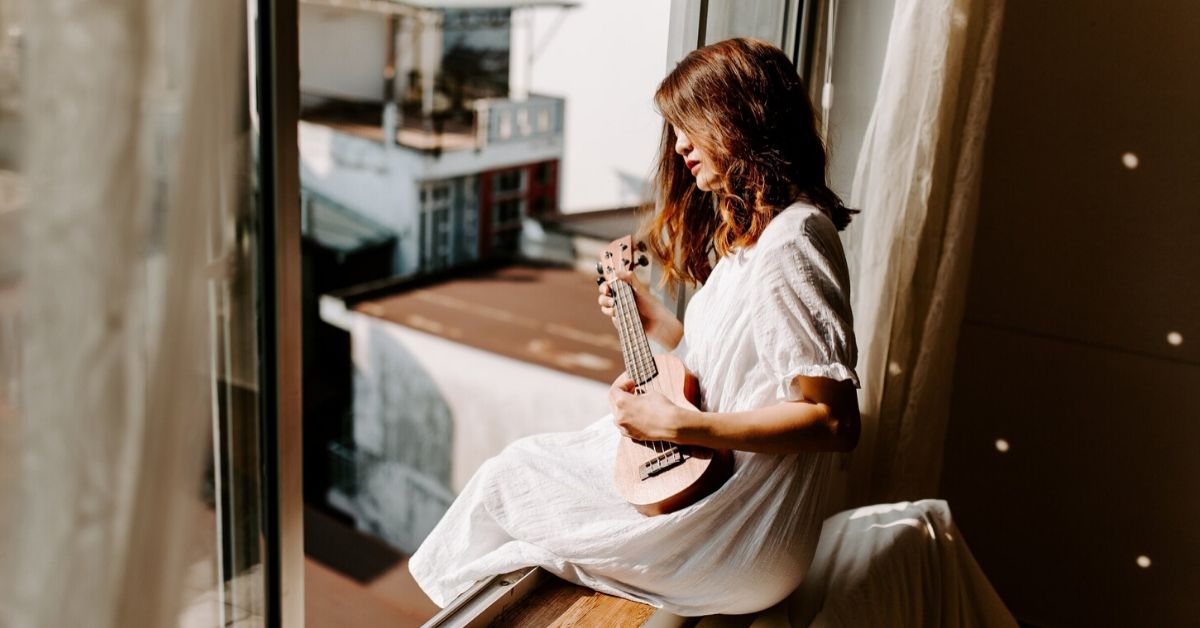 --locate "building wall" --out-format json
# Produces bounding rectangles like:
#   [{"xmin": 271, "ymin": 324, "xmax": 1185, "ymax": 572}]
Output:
[
  {"xmin": 516, "ymin": 0, "xmax": 671, "ymax": 213},
  {"xmin": 298, "ymin": 121, "xmax": 562, "ymax": 273},
  {"xmin": 939, "ymin": 1, "xmax": 1200, "ymax": 626},
  {"xmin": 344, "ymin": 311, "xmax": 612, "ymax": 553},
  {"xmin": 301, "ymin": 4, "xmax": 513, "ymax": 113},
  {"xmin": 477, "ymin": 159, "xmax": 558, "ymax": 259},
  {"xmin": 299, "ymin": 5, "xmax": 390, "ymax": 102}
]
